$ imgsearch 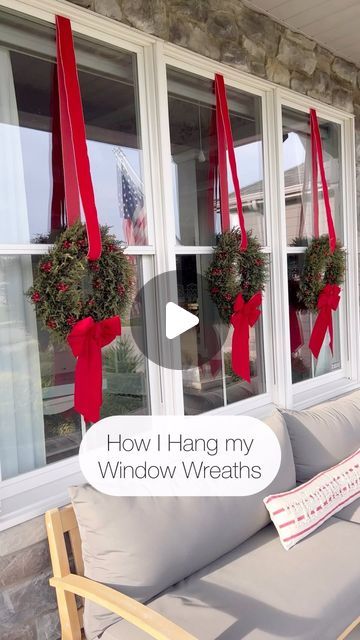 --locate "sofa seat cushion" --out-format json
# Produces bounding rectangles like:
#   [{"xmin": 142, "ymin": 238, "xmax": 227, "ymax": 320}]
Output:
[
  {"xmin": 335, "ymin": 497, "xmax": 360, "ymax": 524},
  {"xmin": 101, "ymin": 518, "xmax": 360, "ymax": 640}
]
